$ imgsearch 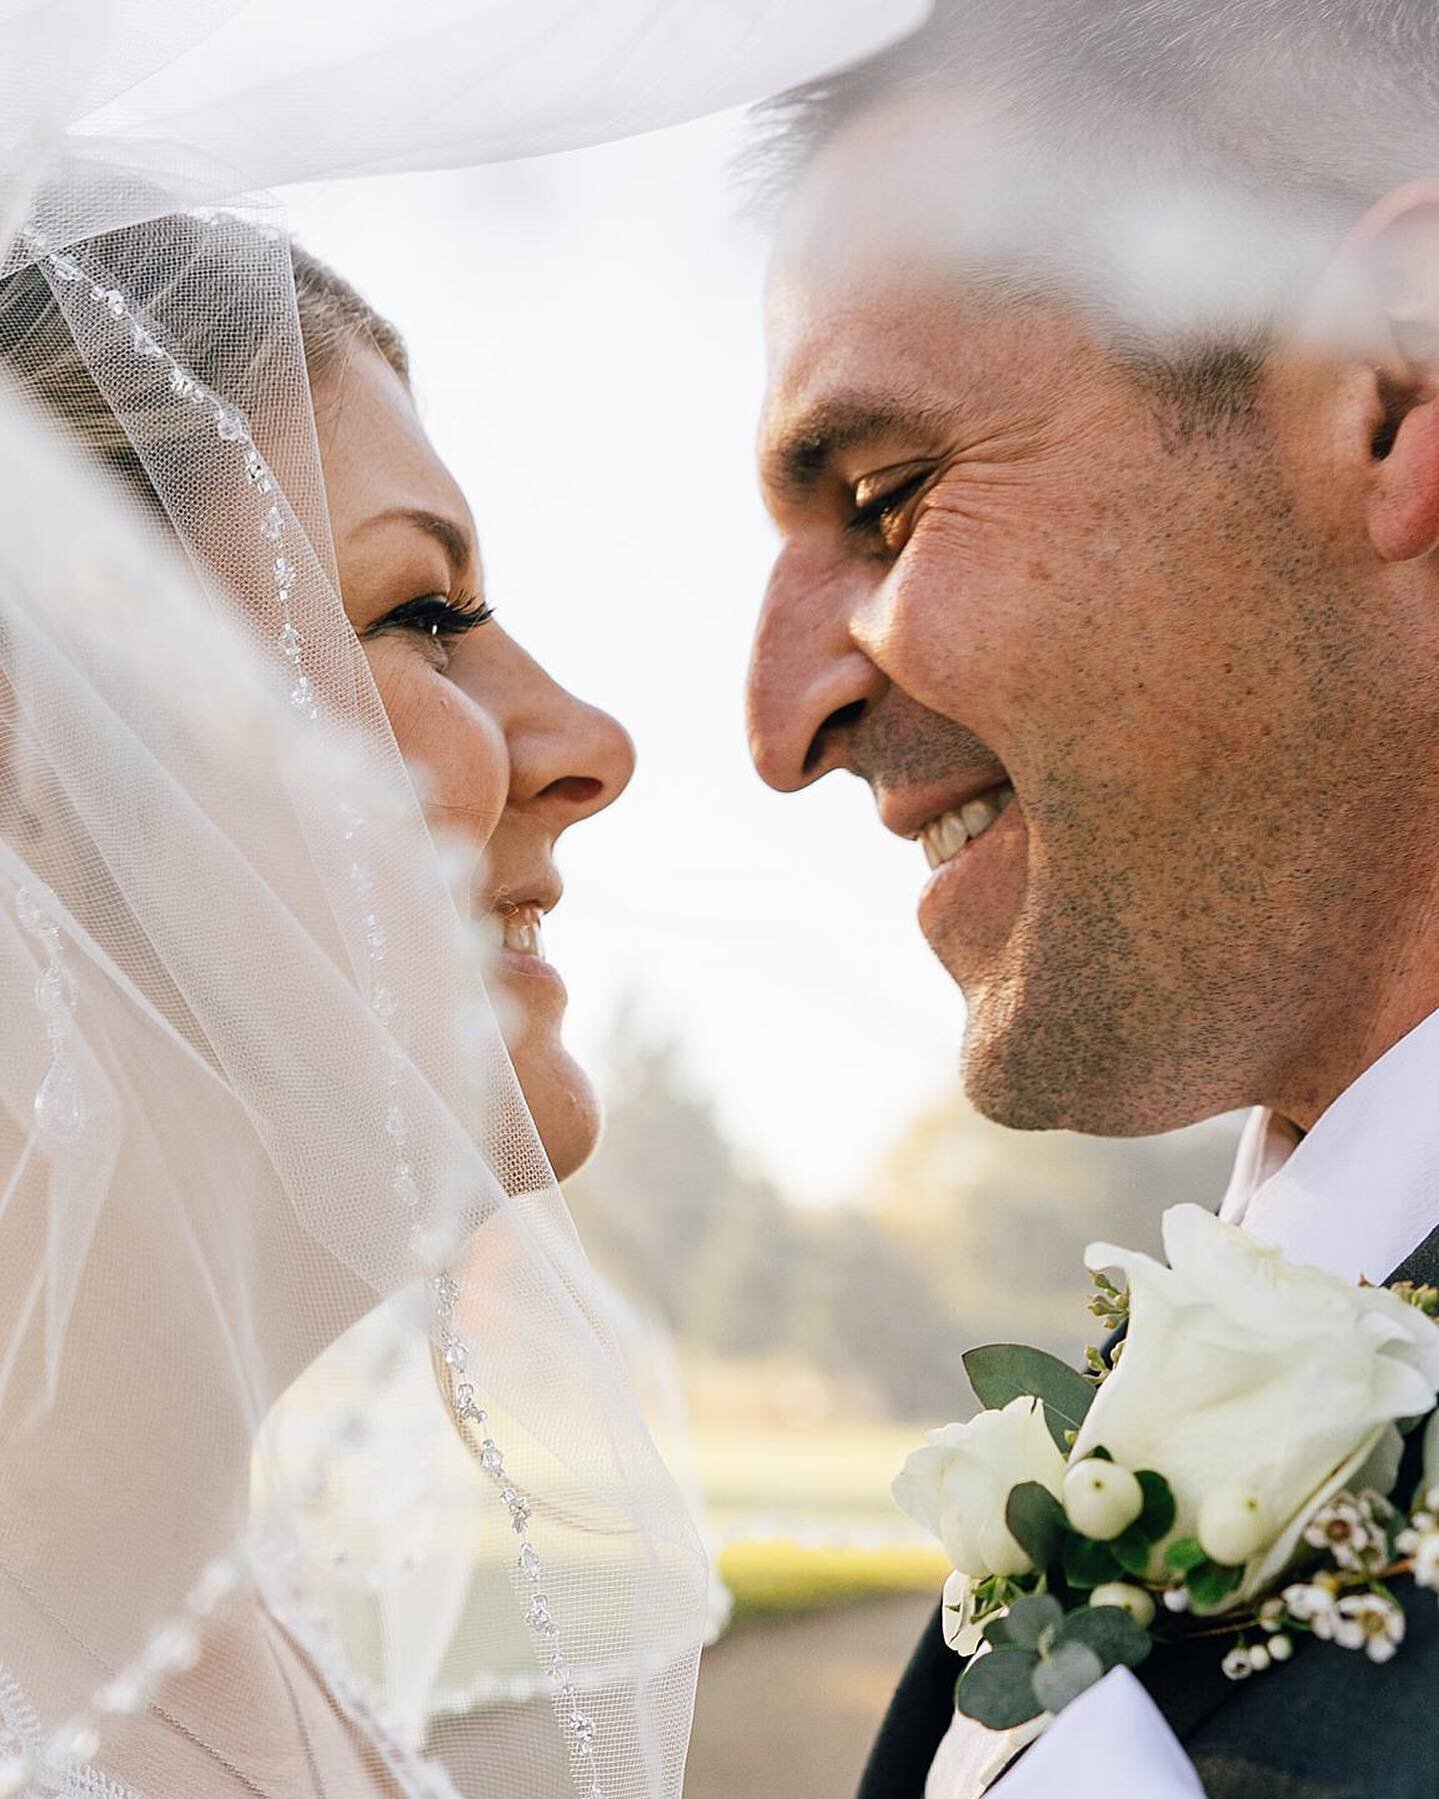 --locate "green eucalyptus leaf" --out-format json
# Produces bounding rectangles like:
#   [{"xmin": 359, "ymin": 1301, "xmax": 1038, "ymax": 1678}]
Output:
[
  {"xmin": 955, "ymin": 1649, "xmax": 1044, "ymax": 1730},
  {"xmin": 1005, "ymin": 1482, "xmax": 1067, "ymax": 1573},
  {"xmin": 1134, "ymin": 1471, "xmax": 1176, "ymax": 1543},
  {"xmin": 1053, "ymin": 1604, "xmax": 1152, "ymax": 1671},
  {"xmin": 1032, "ymin": 1641, "xmax": 1105, "ymax": 1714},
  {"xmin": 1108, "ymin": 1527, "xmax": 1153, "ymax": 1578},
  {"xmin": 982, "ymin": 1614, "xmax": 1014, "ymax": 1648},
  {"xmin": 1187, "ymin": 1559, "xmax": 1244, "ymax": 1610},
  {"xmin": 964, "ymin": 1344, "xmax": 1096, "ymax": 1452},
  {"xmin": 1163, "ymin": 1536, "xmax": 1207, "ymax": 1575},
  {"xmin": 1063, "ymin": 1533, "xmax": 1121, "ymax": 1590},
  {"xmin": 1004, "ymin": 1594, "xmax": 1065, "ymax": 1652}
]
